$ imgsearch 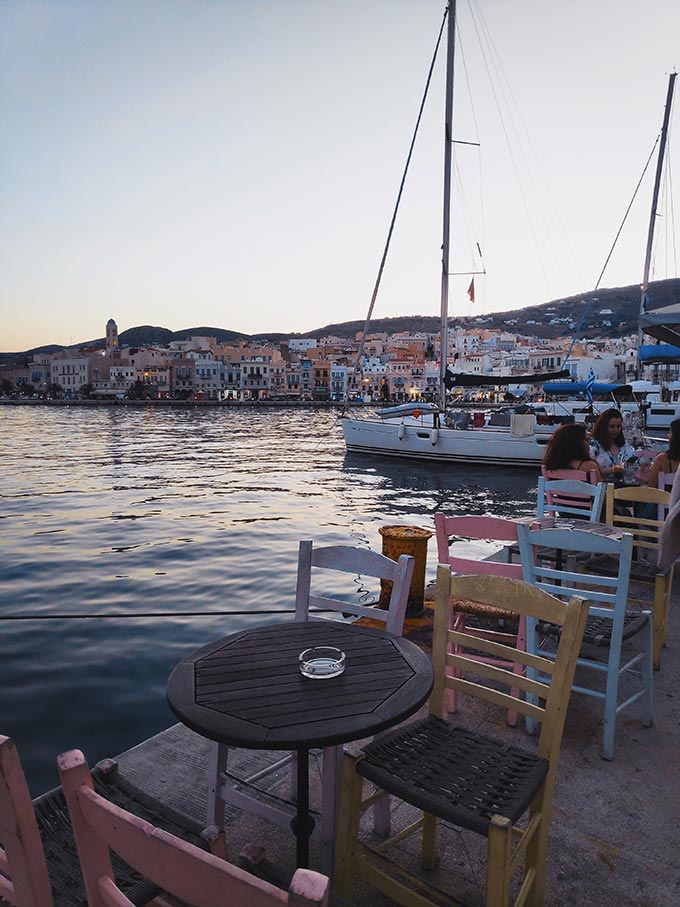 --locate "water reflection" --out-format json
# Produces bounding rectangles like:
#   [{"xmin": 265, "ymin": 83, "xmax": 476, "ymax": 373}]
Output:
[{"xmin": 1, "ymin": 406, "xmax": 540, "ymax": 793}]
